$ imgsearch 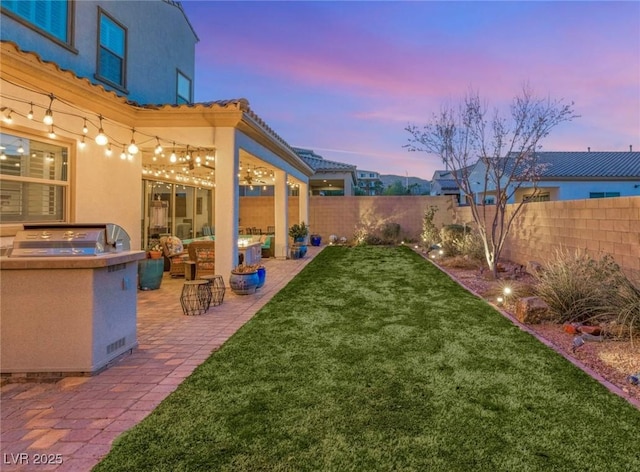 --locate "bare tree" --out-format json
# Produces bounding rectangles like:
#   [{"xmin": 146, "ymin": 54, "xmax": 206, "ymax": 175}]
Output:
[{"xmin": 405, "ymin": 85, "xmax": 577, "ymax": 278}]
